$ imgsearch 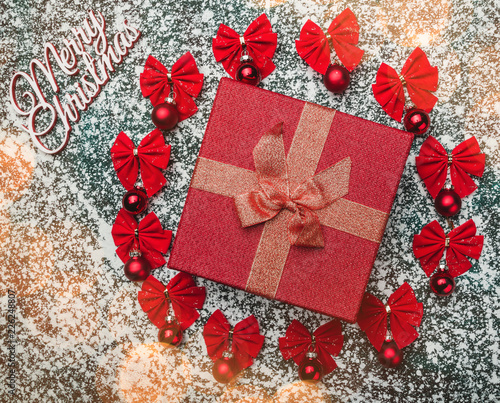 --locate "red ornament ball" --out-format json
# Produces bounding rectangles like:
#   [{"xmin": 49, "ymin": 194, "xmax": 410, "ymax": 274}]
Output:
[
  {"xmin": 236, "ymin": 61, "xmax": 261, "ymax": 86},
  {"xmin": 434, "ymin": 188, "xmax": 461, "ymax": 217},
  {"xmin": 323, "ymin": 64, "xmax": 350, "ymax": 93},
  {"xmin": 151, "ymin": 102, "xmax": 179, "ymax": 130},
  {"xmin": 403, "ymin": 108, "xmax": 431, "ymax": 135},
  {"xmin": 123, "ymin": 255, "xmax": 151, "ymax": 282},
  {"xmin": 377, "ymin": 340, "xmax": 403, "ymax": 368},
  {"xmin": 212, "ymin": 355, "xmax": 239, "ymax": 384},
  {"xmin": 430, "ymin": 269, "xmax": 456, "ymax": 296},
  {"xmin": 158, "ymin": 318, "xmax": 183, "ymax": 346},
  {"xmin": 122, "ymin": 187, "xmax": 147, "ymax": 215},
  {"xmin": 298, "ymin": 356, "xmax": 324, "ymax": 383}
]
